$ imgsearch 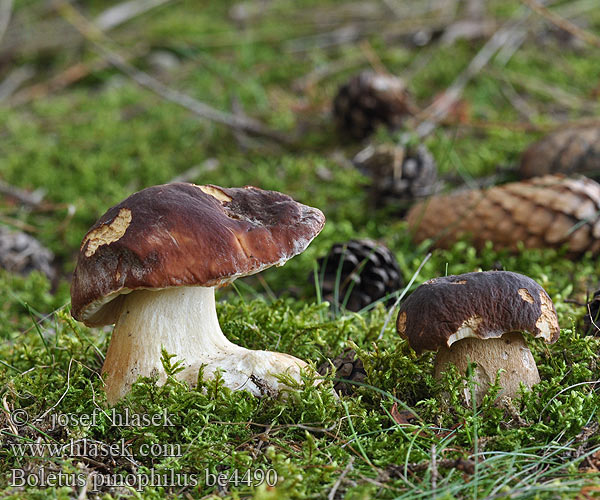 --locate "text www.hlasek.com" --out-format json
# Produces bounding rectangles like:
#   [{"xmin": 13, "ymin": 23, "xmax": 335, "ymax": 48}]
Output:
[{"xmin": 10, "ymin": 439, "xmax": 180, "ymax": 460}]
